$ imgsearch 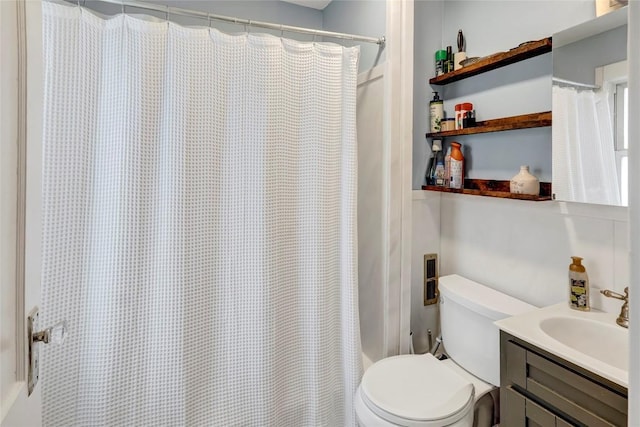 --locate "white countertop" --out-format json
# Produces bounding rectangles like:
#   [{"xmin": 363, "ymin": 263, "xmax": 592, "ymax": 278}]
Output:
[{"xmin": 495, "ymin": 303, "xmax": 629, "ymax": 388}]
